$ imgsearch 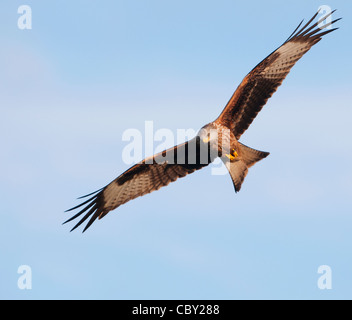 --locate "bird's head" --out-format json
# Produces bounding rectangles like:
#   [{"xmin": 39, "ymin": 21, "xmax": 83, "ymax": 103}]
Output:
[{"xmin": 198, "ymin": 123, "xmax": 219, "ymax": 148}]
